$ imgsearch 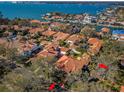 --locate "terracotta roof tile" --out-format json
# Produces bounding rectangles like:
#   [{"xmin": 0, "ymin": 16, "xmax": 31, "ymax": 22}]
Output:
[
  {"xmin": 60, "ymin": 47, "xmax": 69, "ymax": 52},
  {"xmin": 53, "ymin": 32, "xmax": 70, "ymax": 41},
  {"xmin": 37, "ymin": 50, "xmax": 56, "ymax": 58},
  {"xmin": 66, "ymin": 34, "xmax": 84, "ymax": 43},
  {"xmin": 56, "ymin": 54, "xmax": 91, "ymax": 73},
  {"xmin": 52, "ymin": 16, "xmax": 62, "ymax": 19},
  {"xmin": 120, "ymin": 86, "xmax": 124, "ymax": 92},
  {"xmin": 0, "ymin": 38, "xmax": 6, "ymax": 45},
  {"xmin": 101, "ymin": 27, "xmax": 110, "ymax": 33},
  {"xmin": 42, "ymin": 30, "xmax": 57, "ymax": 36},
  {"xmin": 88, "ymin": 38, "xmax": 102, "ymax": 55},
  {"xmin": 88, "ymin": 38, "xmax": 100, "ymax": 44},
  {"xmin": 30, "ymin": 20, "xmax": 41, "ymax": 24},
  {"xmin": 29, "ymin": 28, "xmax": 44, "ymax": 33}
]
